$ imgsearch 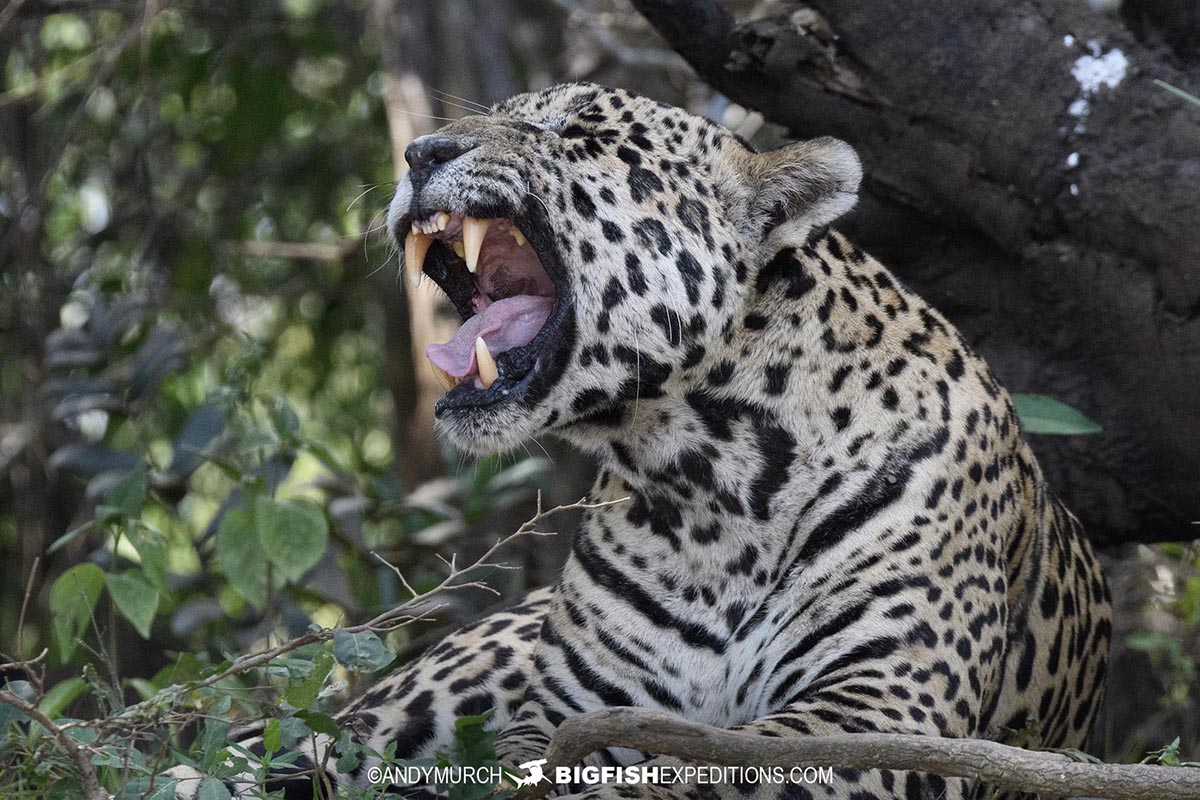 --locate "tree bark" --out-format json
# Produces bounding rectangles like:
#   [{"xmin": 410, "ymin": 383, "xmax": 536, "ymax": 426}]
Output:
[
  {"xmin": 631, "ymin": 0, "xmax": 1200, "ymax": 547},
  {"xmin": 1123, "ymin": 0, "xmax": 1200, "ymax": 60}
]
